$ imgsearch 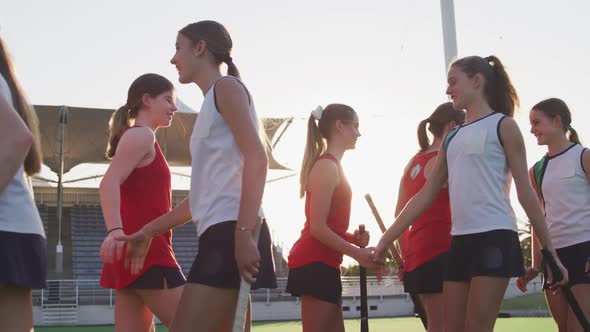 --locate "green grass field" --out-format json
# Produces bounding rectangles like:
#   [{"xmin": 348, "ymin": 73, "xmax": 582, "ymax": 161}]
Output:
[
  {"xmin": 37, "ymin": 317, "xmax": 556, "ymax": 332},
  {"xmin": 37, "ymin": 294, "xmax": 553, "ymax": 331},
  {"xmin": 501, "ymin": 292, "xmax": 548, "ymax": 310}
]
